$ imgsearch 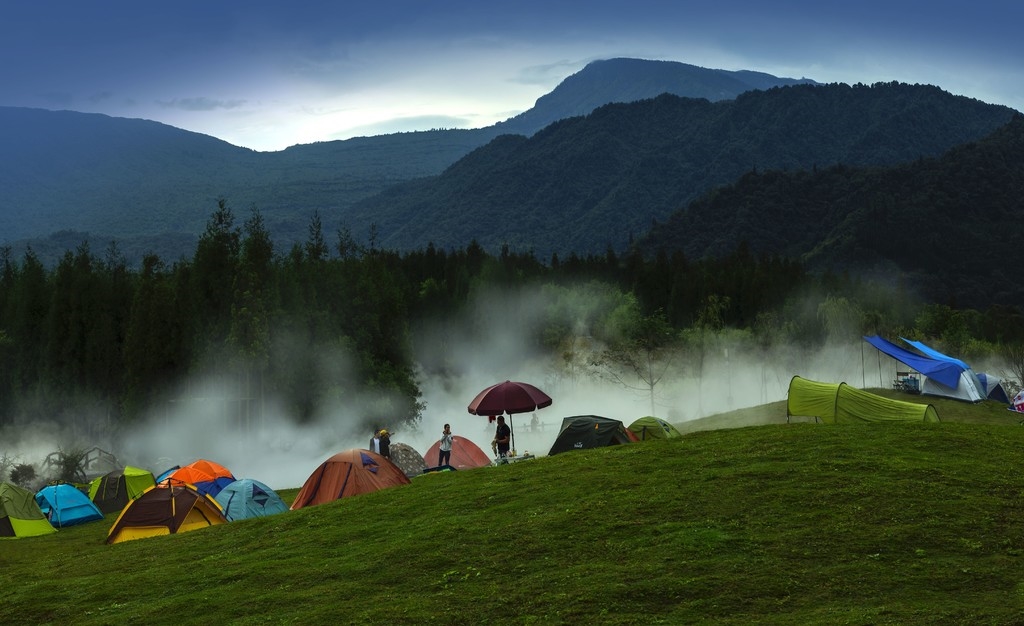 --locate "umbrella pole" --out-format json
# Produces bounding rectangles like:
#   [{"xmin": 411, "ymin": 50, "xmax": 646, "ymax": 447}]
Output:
[{"xmin": 509, "ymin": 414, "xmax": 515, "ymax": 456}]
